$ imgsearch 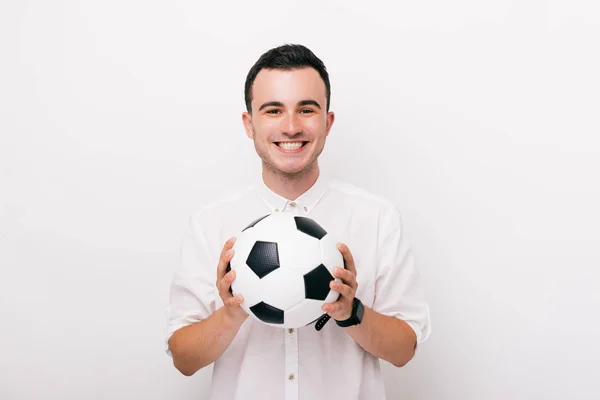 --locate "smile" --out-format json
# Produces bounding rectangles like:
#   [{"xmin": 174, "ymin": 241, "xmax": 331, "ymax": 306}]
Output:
[{"xmin": 274, "ymin": 141, "xmax": 308, "ymax": 152}]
